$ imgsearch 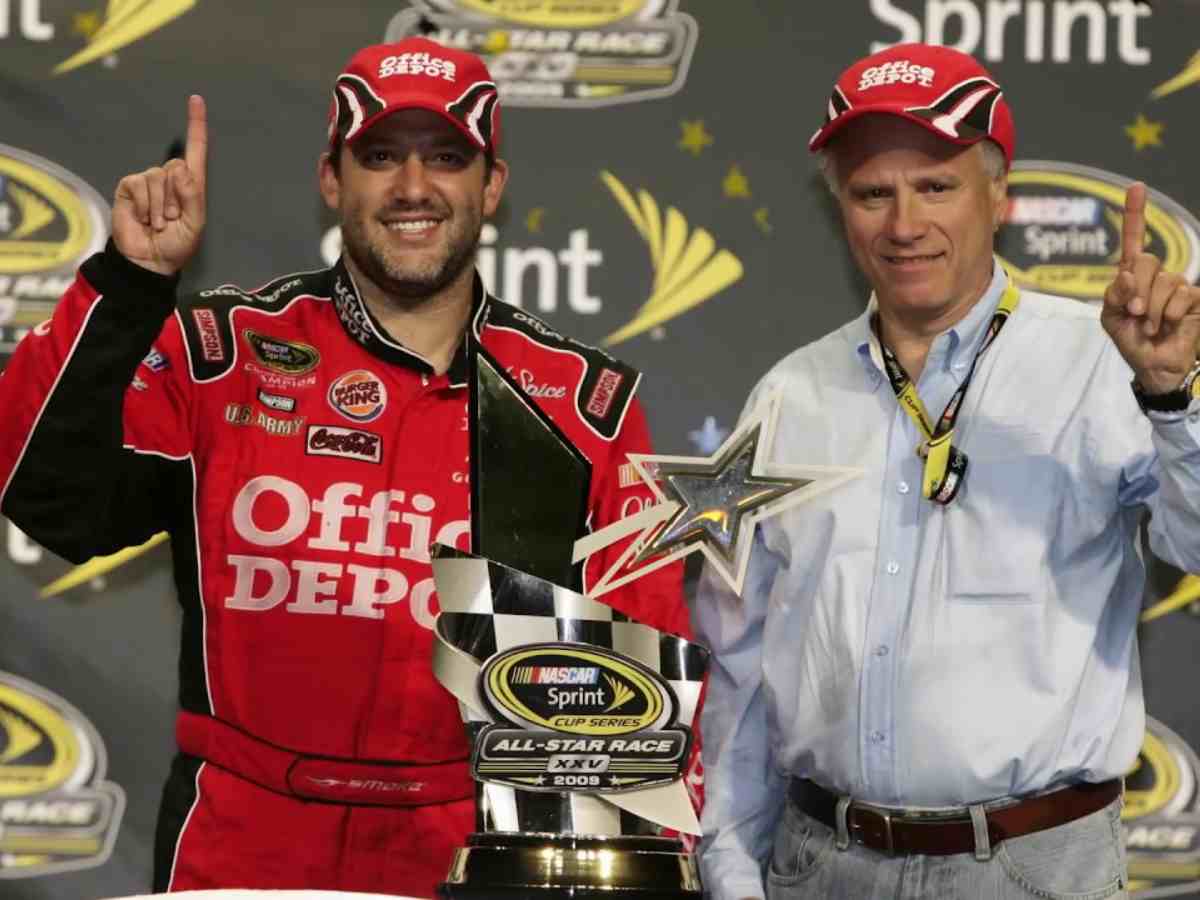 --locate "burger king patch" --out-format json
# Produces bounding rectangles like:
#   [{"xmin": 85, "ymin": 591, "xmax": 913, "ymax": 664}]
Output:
[{"xmin": 328, "ymin": 370, "xmax": 387, "ymax": 423}]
